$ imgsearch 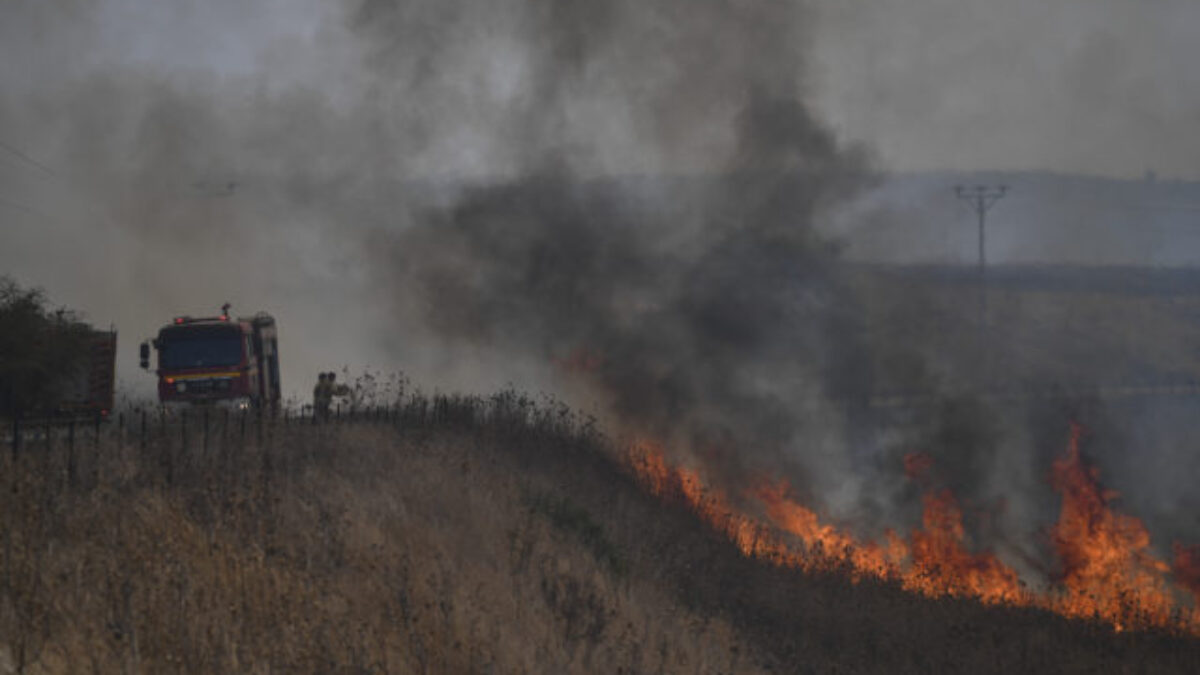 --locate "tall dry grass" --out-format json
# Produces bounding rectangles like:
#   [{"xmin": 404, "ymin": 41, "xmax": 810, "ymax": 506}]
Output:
[
  {"xmin": 0, "ymin": 396, "xmax": 764, "ymax": 674},
  {"xmin": 1, "ymin": 390, "xmax": 1198, "ymax": 673}
]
